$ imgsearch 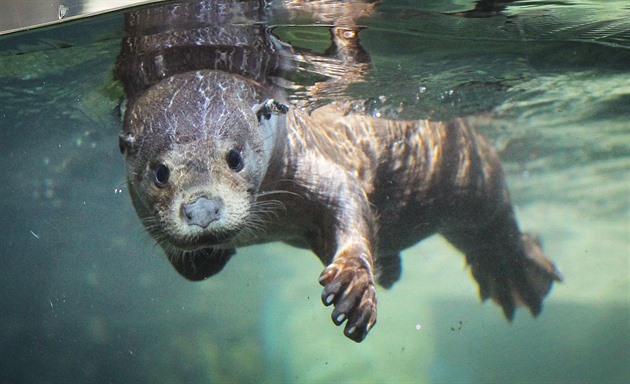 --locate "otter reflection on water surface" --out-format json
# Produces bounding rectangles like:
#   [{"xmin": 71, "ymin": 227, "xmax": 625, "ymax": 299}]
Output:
[{"xmin": 115, "ymin": 0, "xmax": 562, "ymax": 342}]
